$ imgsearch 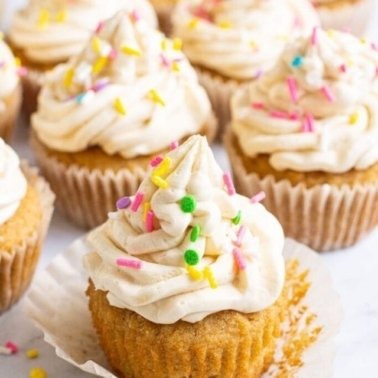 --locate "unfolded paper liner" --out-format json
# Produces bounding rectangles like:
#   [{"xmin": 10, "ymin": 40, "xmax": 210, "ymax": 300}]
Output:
[
  {"xmin": 0, "ymin": 162, "xmax": 55, "ymax": 314},
  {"xmin": 315, "ymin": 0, "xmax": 374, "ymax": 36},
  {"xmin": 0, "ymin": 84, "xmax": 22, "ymax": 142},
  {"xmin": 23, "ymin": 237, "xmax": 342, "ymax": 378},
  {"xmin": 225, "ymin": 135, "xmax": 378, "ymax": 252}
]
